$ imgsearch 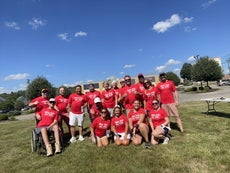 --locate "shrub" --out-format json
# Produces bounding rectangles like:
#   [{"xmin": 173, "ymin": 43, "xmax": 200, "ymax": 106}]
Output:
[{"xmin": 0, "ymin": 114, "xmax": 8, "ymax": 121}]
